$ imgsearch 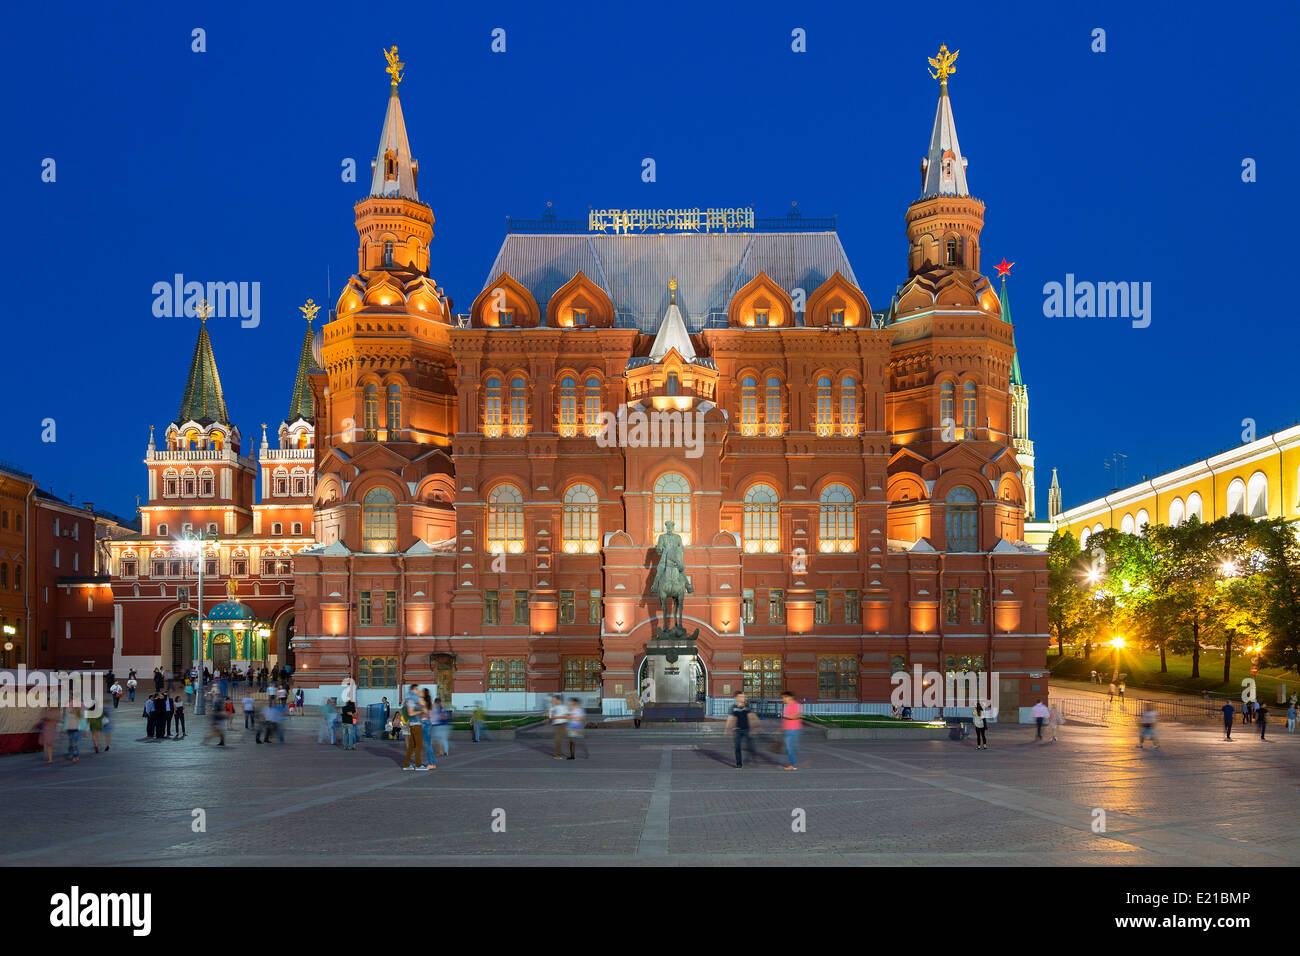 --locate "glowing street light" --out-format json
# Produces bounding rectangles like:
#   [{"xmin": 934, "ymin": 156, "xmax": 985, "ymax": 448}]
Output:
[{"xmin": 179, "ymin": 528, "xmax": 218, "ymax": 715}]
